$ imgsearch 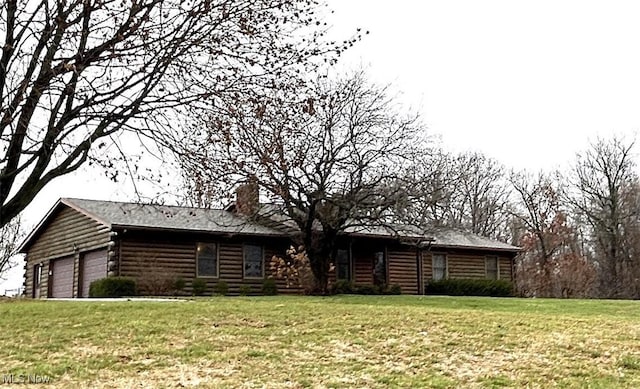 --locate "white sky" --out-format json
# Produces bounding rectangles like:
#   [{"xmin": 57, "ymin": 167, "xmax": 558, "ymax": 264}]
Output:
[
  {"xmin": 326, "ymin": 0, "xmax": 640, "ymax": 170},
  {"xmin": 3, "ymin": 0, "xmax": 640, "ymax": 291}
]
